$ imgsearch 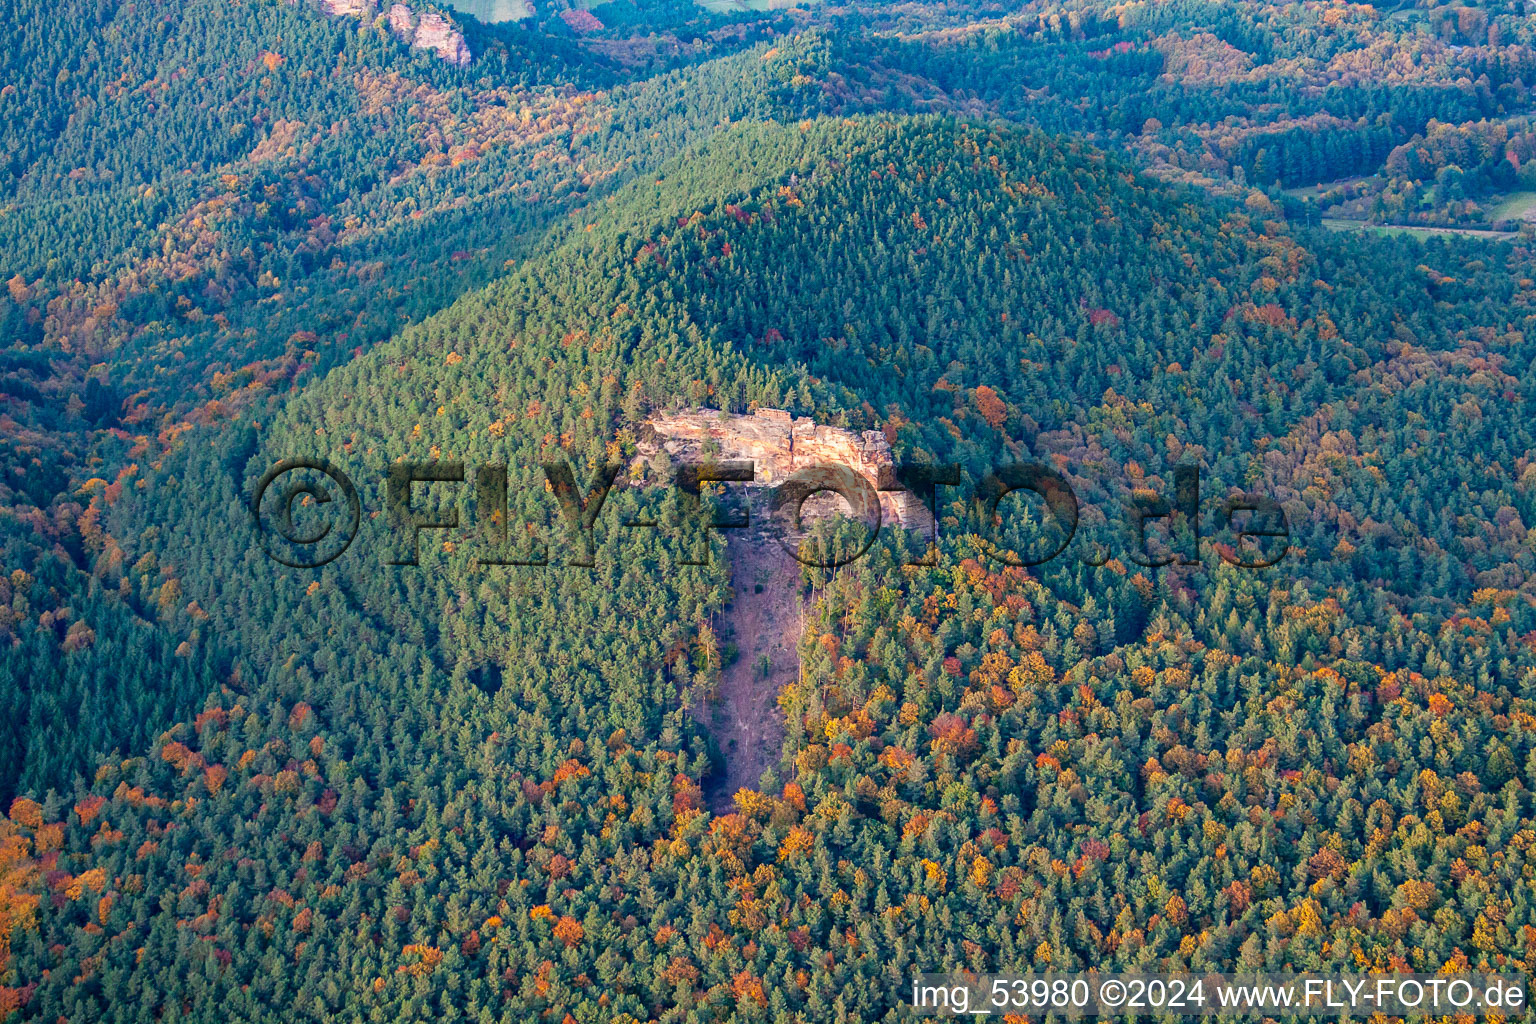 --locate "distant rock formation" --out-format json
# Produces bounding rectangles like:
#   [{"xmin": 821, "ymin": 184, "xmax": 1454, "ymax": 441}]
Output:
[
  {"xmin": 313, "ymin": 0, "xmax": 472, "ymax": 66},
  {"xmin": 639, "ymin": 408, "xmax": 933, "ymax": 534},
  {"xmin": 388, "ymin": 5, "xmax": 474, "ymax": 65}
]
